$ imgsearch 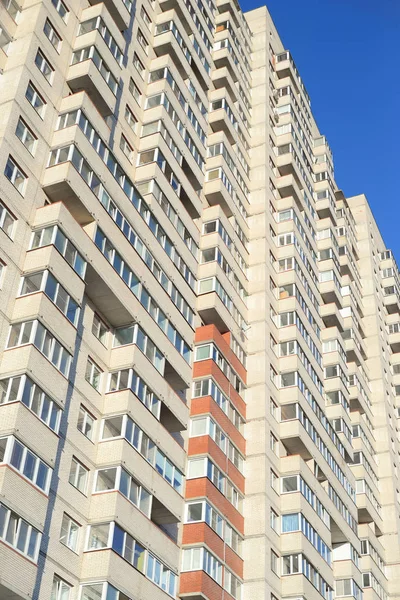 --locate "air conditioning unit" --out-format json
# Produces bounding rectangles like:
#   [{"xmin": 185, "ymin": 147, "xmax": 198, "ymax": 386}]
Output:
[
  {"xmin": 273, "ymin": 89, "xmax": 279, "ymax": 100},
  {"xmin": 273, "ymin": 111, "xmax": 279, "ymax": 123}
]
